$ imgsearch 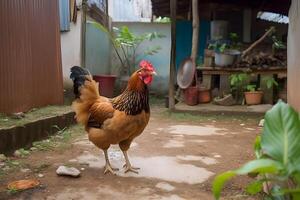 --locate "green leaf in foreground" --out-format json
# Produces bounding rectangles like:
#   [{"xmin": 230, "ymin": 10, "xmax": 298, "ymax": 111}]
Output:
[{"xmin": 212, "ymin": 159, "xmax": 283, "ymax": 200}]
